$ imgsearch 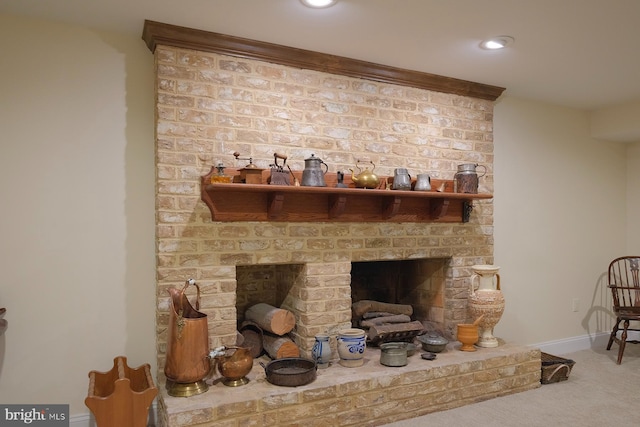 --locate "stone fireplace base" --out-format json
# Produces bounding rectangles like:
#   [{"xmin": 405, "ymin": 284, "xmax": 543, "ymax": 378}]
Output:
[{"xmin": 158, "ymin": 343, "xmax": 541, "ymax": 426}]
